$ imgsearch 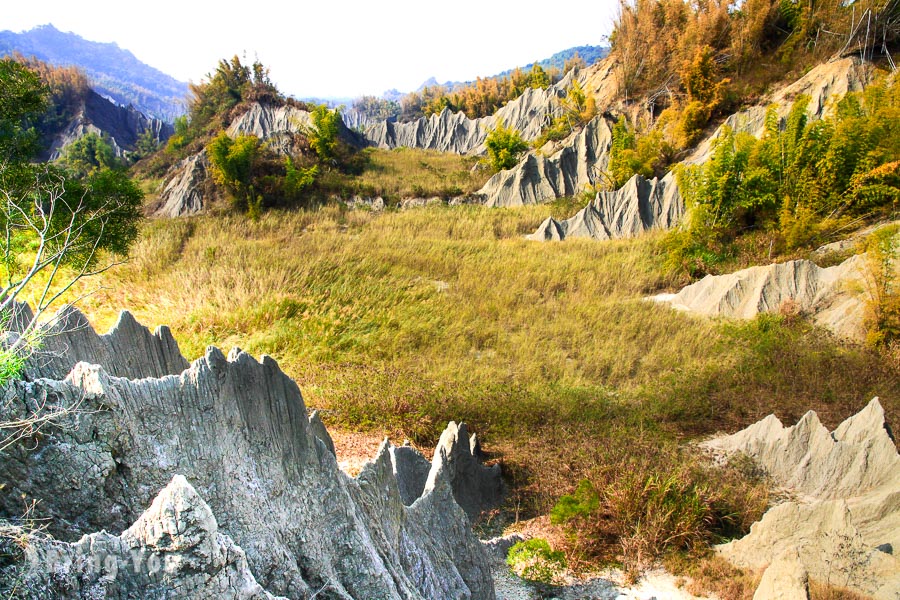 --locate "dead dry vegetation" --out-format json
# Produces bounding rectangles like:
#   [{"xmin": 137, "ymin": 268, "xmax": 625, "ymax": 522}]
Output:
[{"xmin": 71, "ymin": 204, "xmax": 899, "ymax": 593}]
